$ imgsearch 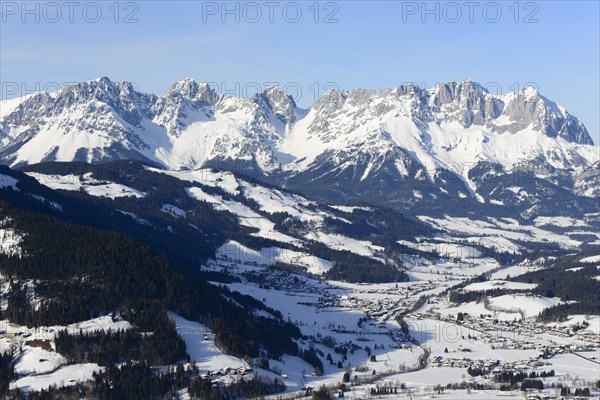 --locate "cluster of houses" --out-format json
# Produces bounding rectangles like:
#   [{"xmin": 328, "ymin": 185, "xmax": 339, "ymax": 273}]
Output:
[
  {"xmin": 430, "ymin": 355, "xmax": 550, "ymax": 372},
  {"xmin": 235, "ymin": 265, "xmax": 328, "ymax": 294},
  {"xmin": 200, "ymin": 365, "xmax": 257, "ymax": 386},
  {"xmin": 338, "ymin": 282, "xmax": 436, "ymax": 323}
]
